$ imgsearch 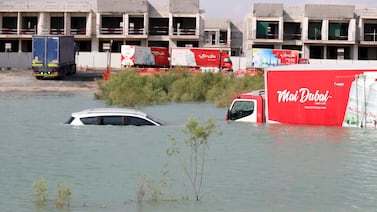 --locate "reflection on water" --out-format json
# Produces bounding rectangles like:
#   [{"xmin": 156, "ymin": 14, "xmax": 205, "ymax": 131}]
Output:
[{"xmin": 0, "ymin": 92, "xmax": 377, "ymax": 211}]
